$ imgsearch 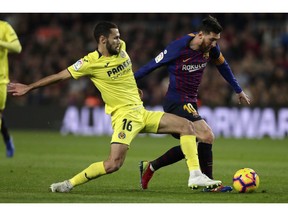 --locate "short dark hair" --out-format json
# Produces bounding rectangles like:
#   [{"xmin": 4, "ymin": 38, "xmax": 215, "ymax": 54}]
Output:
[
  {"xmin": 93, "ymin": 21, "xmax": 118, "ymax": 43},
  {"xmin": 199, "ymin": 15, "xmax": 223, "ymax": 34}
]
